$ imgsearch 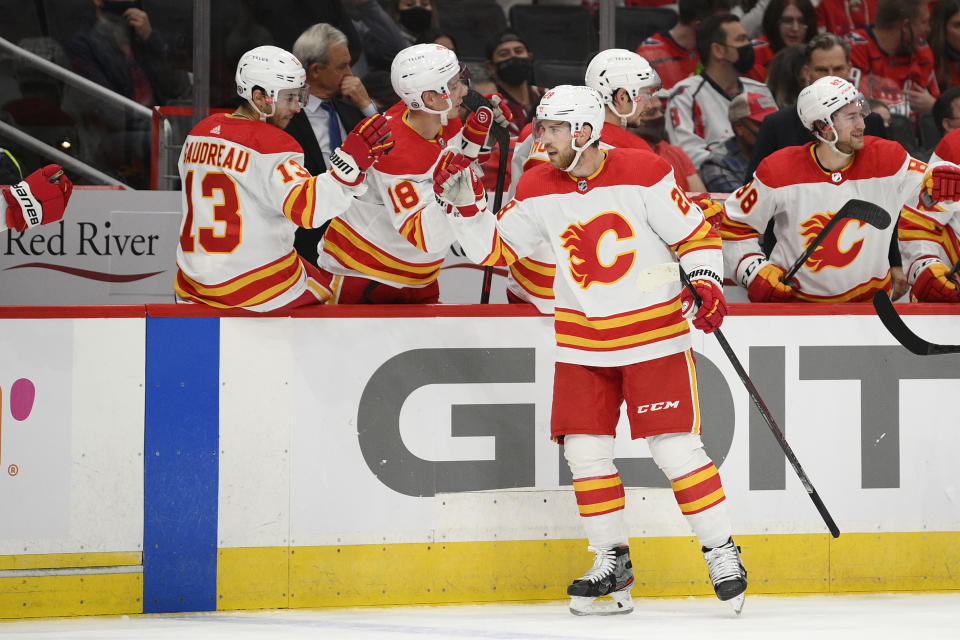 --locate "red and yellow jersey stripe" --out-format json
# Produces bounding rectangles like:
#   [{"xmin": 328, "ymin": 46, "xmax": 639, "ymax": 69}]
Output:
[
  {"xmin": 282, "ymin": 177, "xmax": 321, "ymax": 228},
  {"xmin": 899, "ymin": 207, "xmax": 960, "ymax": 265},
  {"xmin": 554, "ymin": 297, "xmax": 688, "ymax": 352},
  {"xmin": 671, "ymin": 218, "xmax": 723, "ymax": 257},
  {"xmin": 792, "ymin": 272, "xmax": 890, "ymax": 302},
  {"xmin": 508, "ymin": 257, "xmax": 556, "ymax": 301},
  {"xmin": 175, "ymin": 250, "xmax": 304, "ymax": 309},
  {"xmin": 323, "ymin": 218, "xmax": 443, "ymax": 286}
]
